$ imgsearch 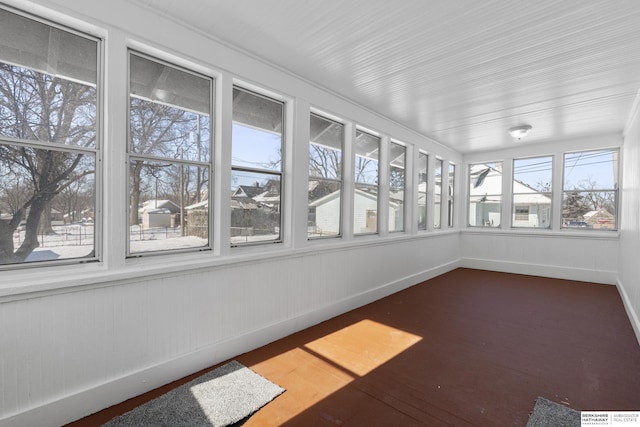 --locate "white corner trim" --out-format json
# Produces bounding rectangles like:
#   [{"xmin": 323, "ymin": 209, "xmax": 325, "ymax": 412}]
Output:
[
  {"xmin": 623, "ymin": 88, "xmax": 640, "ymax": 139},
  {"xmin": 616, "ymin": 278, "xmax": 640, "ymax": 348}
]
